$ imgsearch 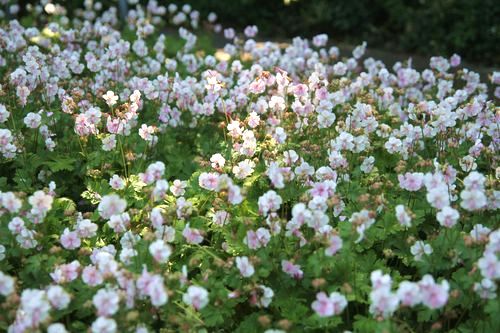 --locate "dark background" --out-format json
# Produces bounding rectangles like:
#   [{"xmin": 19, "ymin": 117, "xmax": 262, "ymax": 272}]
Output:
[
  {"xmin": 7, "ymin": 0, "xmax": 500, "ymax": 67},
  {"xmin": 181, "ymin": 0, "xmax": 499, "ymax": 67}
]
